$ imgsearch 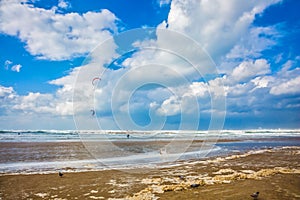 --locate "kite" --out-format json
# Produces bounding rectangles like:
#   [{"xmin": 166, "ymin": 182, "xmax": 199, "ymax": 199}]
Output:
[
  {"xmin": 90, "ymin": 109, "xmax": 95, "ymax": 116},
  {"xmin": 92, "ymin": 77, "xmax": 101, "ymax": 86}
]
